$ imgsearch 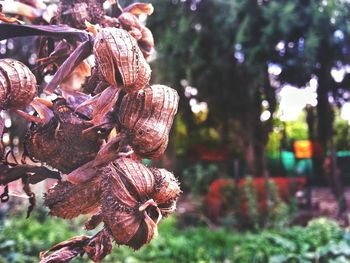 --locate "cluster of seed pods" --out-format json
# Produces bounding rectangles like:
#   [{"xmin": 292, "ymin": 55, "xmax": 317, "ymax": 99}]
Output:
[
  {"xmin": 40, "ymin": 23, "xmax": 180, "ymax": 255},
  {"xmin": 0, "ymin": 1, "xmax": 180, "ymax": 262},
  {"xmin": 45, "ymin": 158, "xmax": 180, "ymax": 249}
]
